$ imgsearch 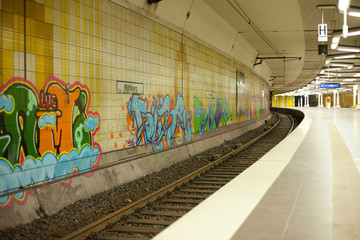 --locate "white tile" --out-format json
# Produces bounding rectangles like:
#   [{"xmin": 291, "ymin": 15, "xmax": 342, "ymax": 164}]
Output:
[
  {"xmin": 154, "ymin": 209, "xmax": 248, "ymax": 240},
  {"xmin": 196, "ymin": 189, "xmax": 261, "ymax": 214}
]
